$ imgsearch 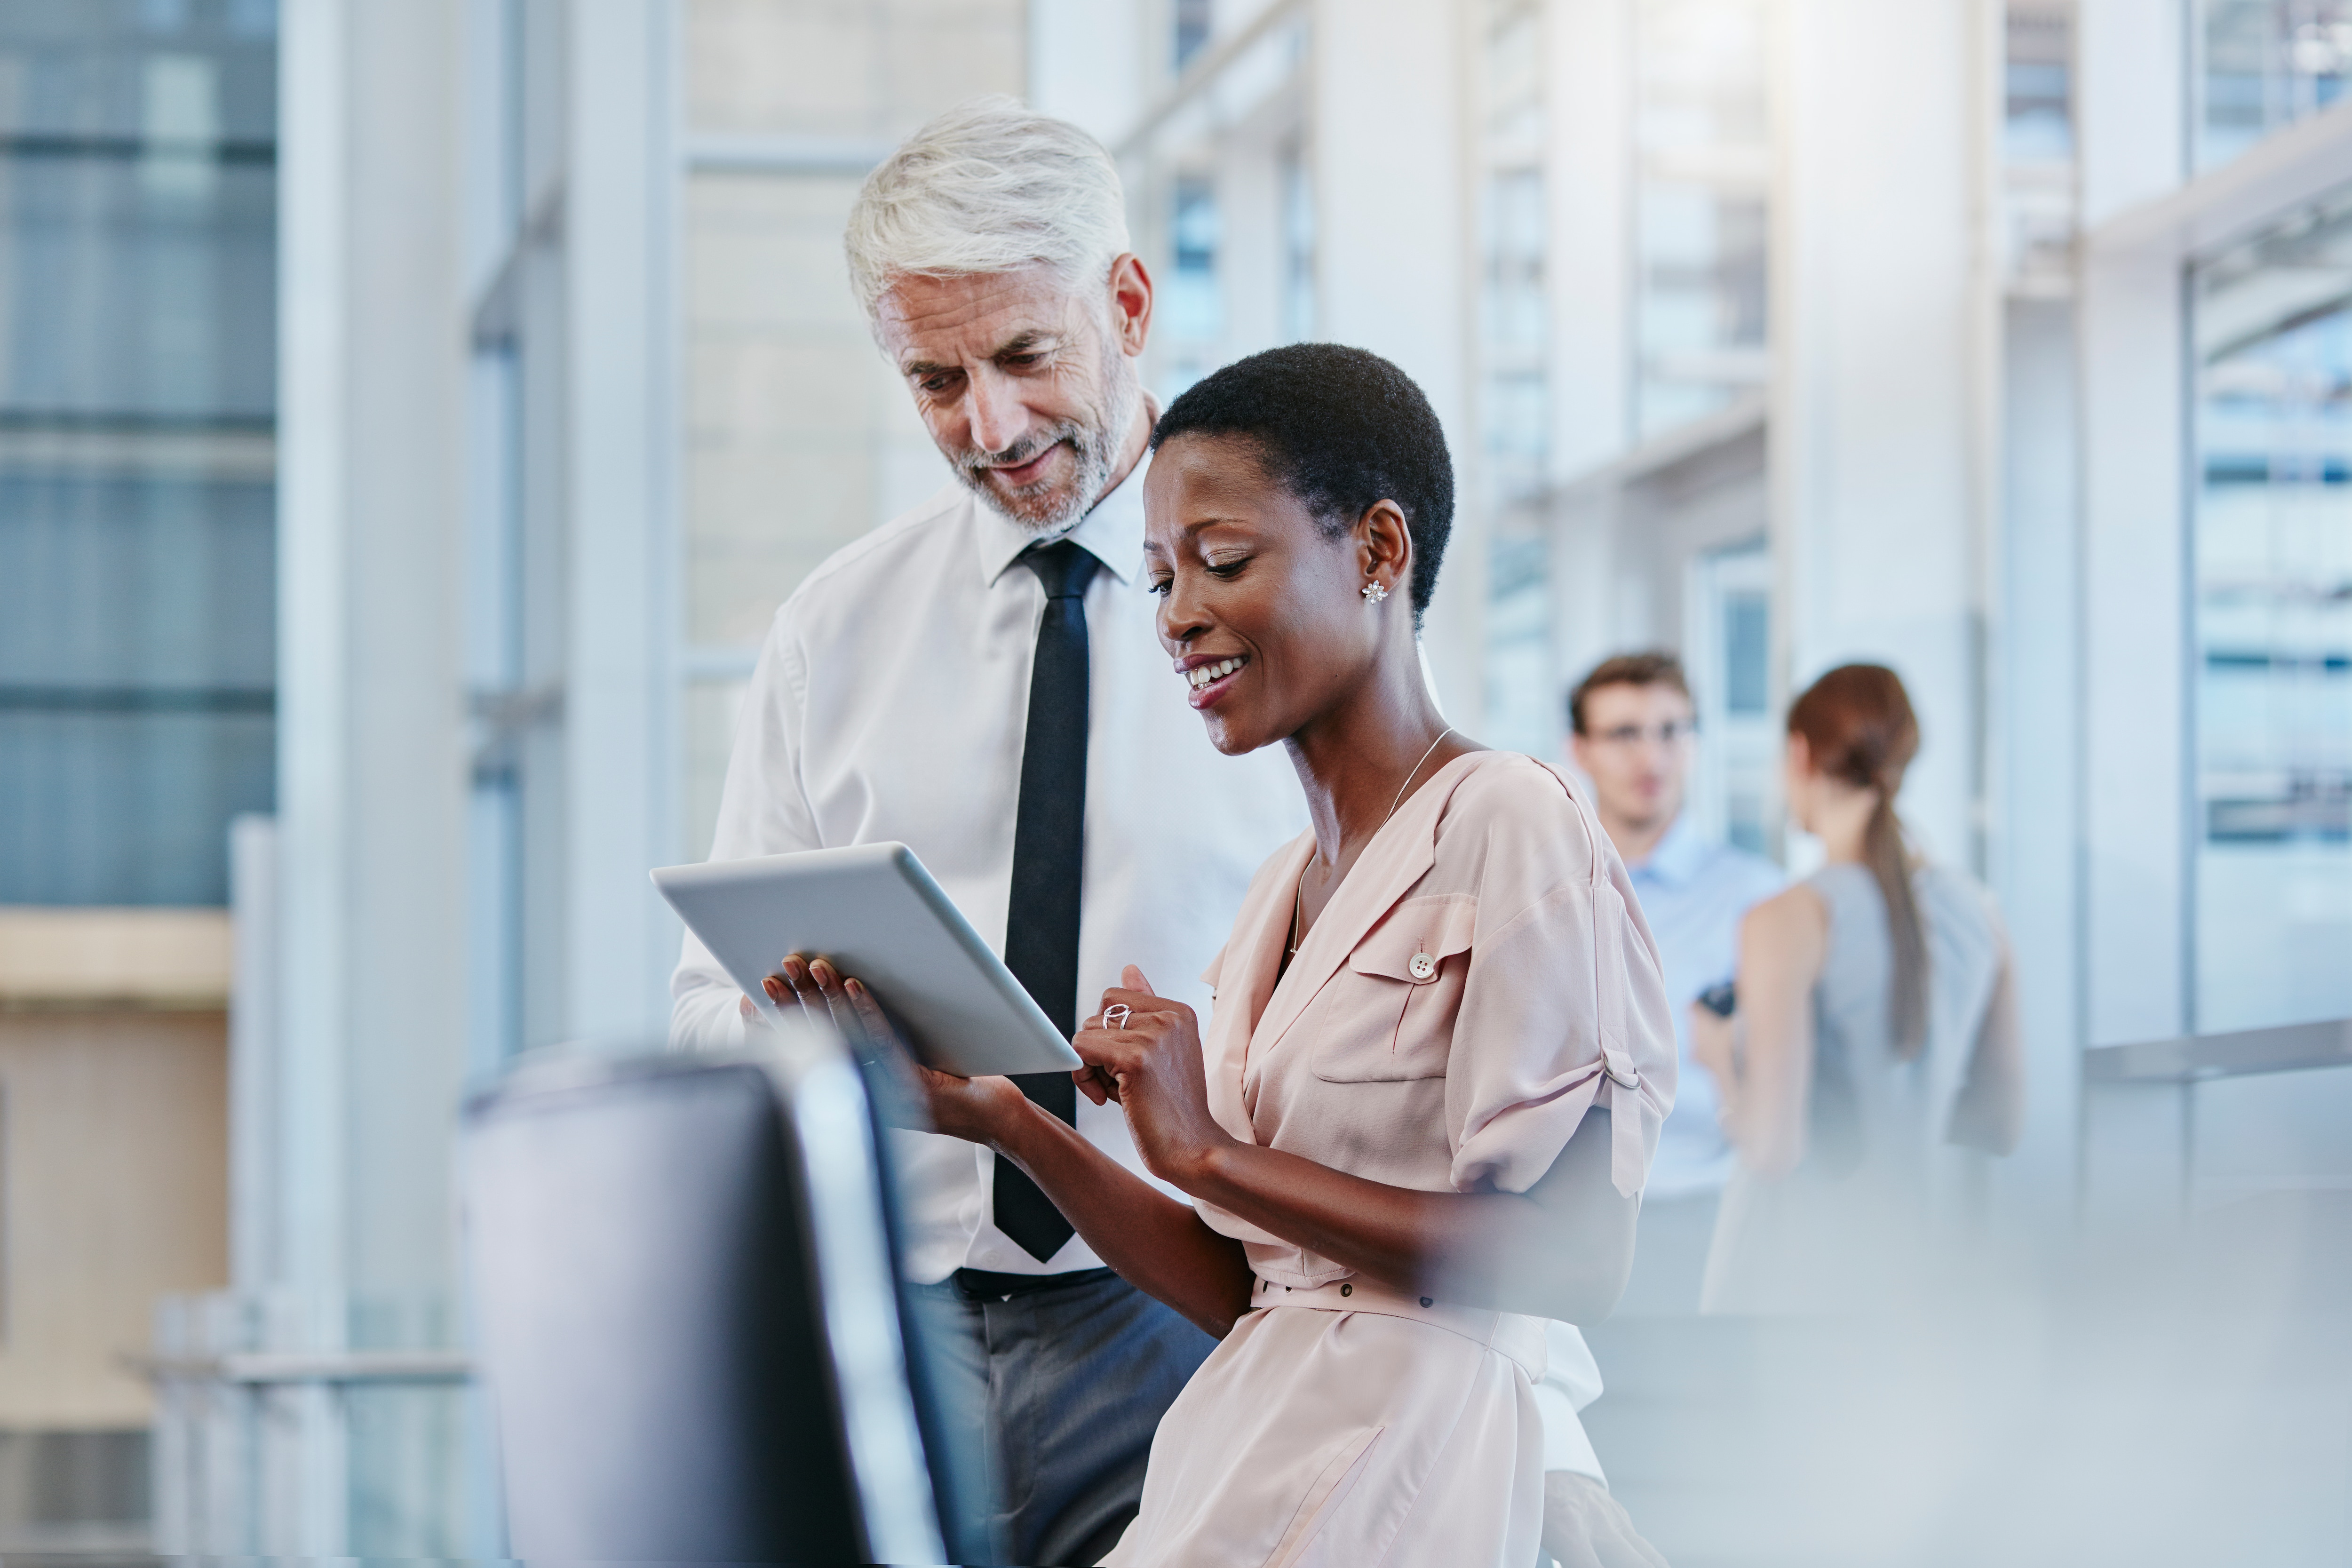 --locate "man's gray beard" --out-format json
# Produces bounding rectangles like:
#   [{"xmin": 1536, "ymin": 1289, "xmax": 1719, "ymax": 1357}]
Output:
[{"xmin": 948, "ymin": 352, "xmax": 1143, "ymax": 539}]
